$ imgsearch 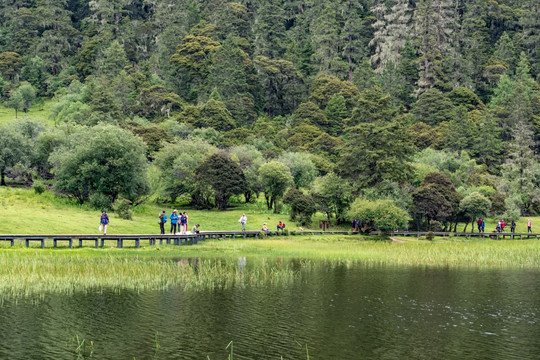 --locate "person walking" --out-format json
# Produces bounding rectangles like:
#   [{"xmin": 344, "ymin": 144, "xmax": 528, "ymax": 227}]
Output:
[
  {"xmin": 477, "ymin": 218, "xmax": 482, "ymax": 232},
  {"xmin": 239, "ymin": 213, "xmax": 247, "ymax": 231},
  {"xmin": 527, "ymin": 219, "xmax": 532, "ymax": 233},
  {"xmin": 100, "ymin": 210, "xmax": 109, "ymax": 235},
  {"xmin": 481, "ymin": 219, "xmax": 485, "ymax": 233},
  {"xmin": 510, "ymin": 220, "xmax": 516, "ymax": 233},
  {"xmin": 501, "ymin": 219, "xmax": 506, "ymax": 232},
  {"xmin": 170, "ymin": 209, "xmax": 179, "ymax": 234},
  {"xmin": 158, "ymin": 210, "xmax": 167, "ymax": 235}
]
